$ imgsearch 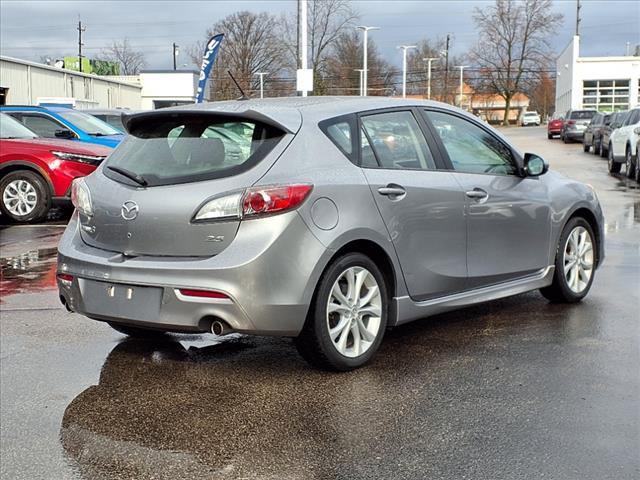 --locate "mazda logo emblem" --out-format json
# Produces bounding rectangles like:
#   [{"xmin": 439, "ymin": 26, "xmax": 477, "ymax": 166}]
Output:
[{"xmin": 121, "ymin": 201, "xmax": 139, "ymax": 220}]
